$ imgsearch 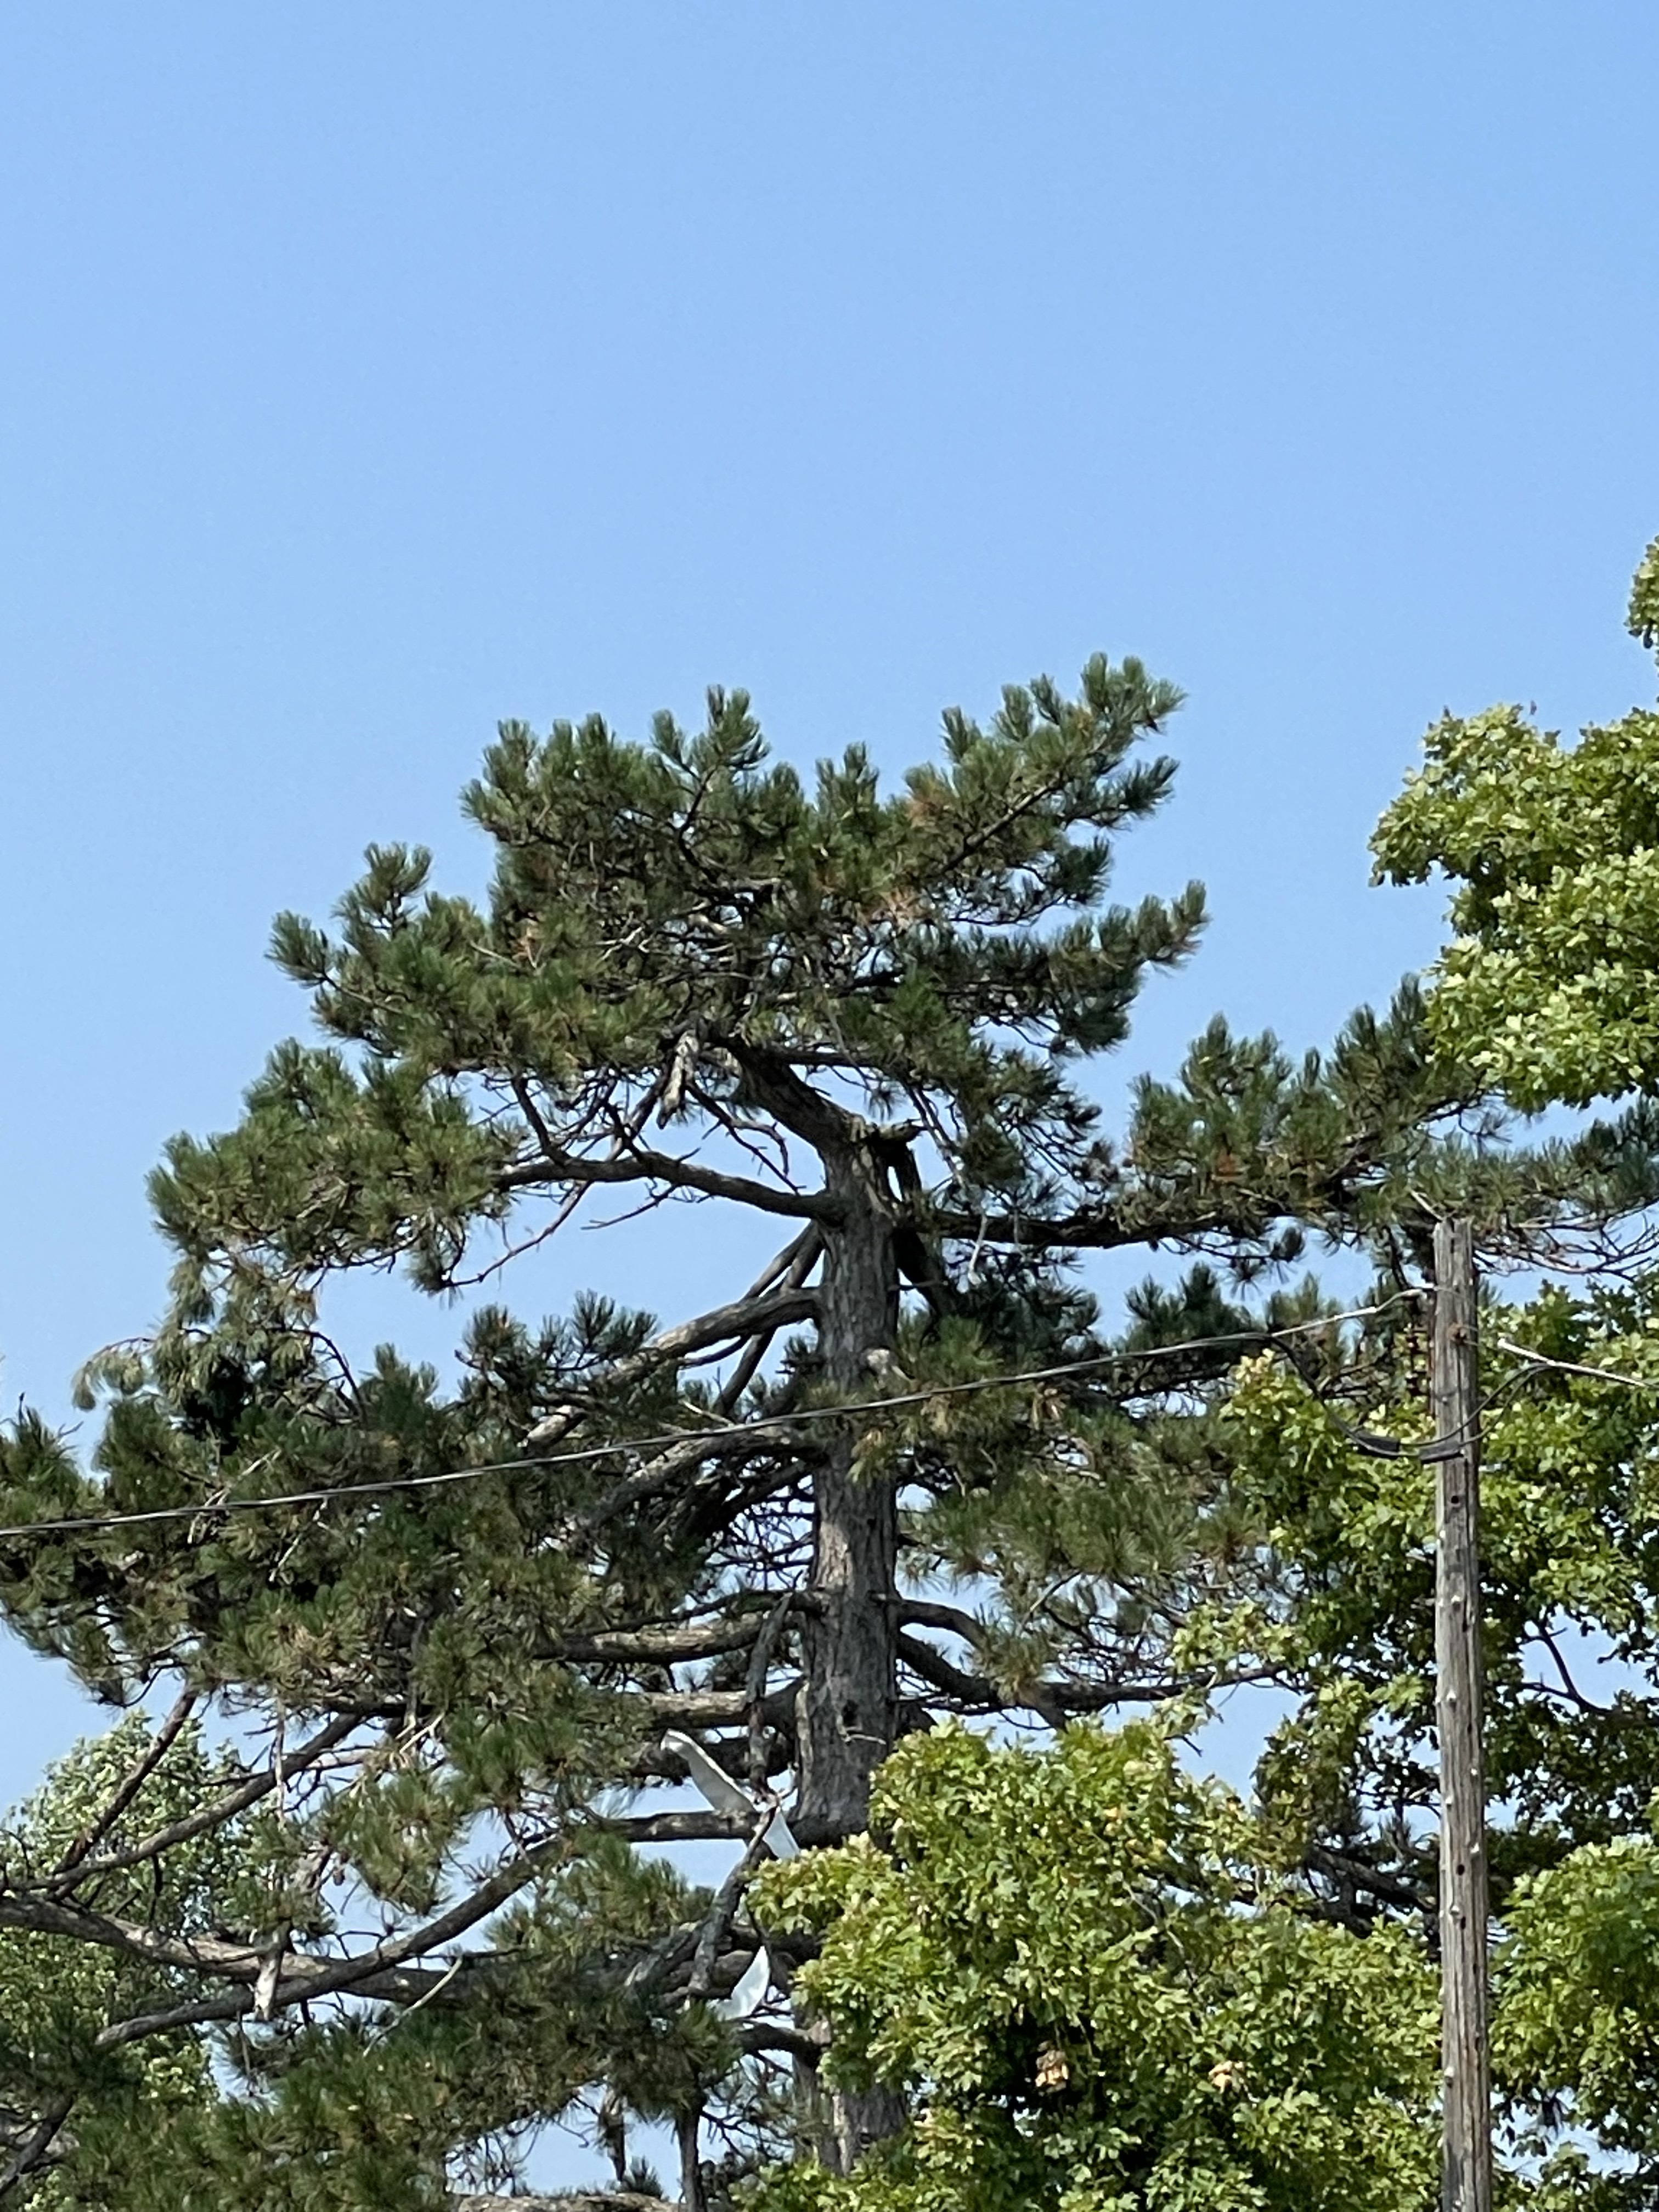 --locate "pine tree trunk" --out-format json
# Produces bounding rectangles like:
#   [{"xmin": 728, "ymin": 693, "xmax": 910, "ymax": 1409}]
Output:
[{"xmin": 796, "ymin": 1138, "xmax": 905, "ymax": 2168}]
